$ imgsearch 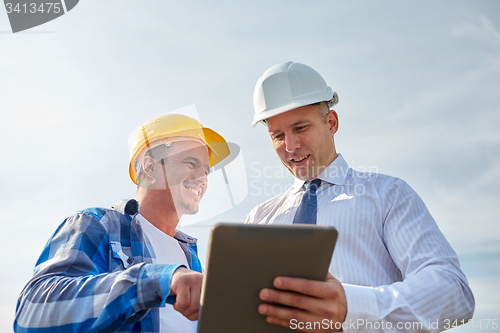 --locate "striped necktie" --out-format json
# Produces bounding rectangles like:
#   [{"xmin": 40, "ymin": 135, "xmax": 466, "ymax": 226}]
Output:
[{"xmin": 292, "ymin": 179, "xmax": 322, "ymax": 225}]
